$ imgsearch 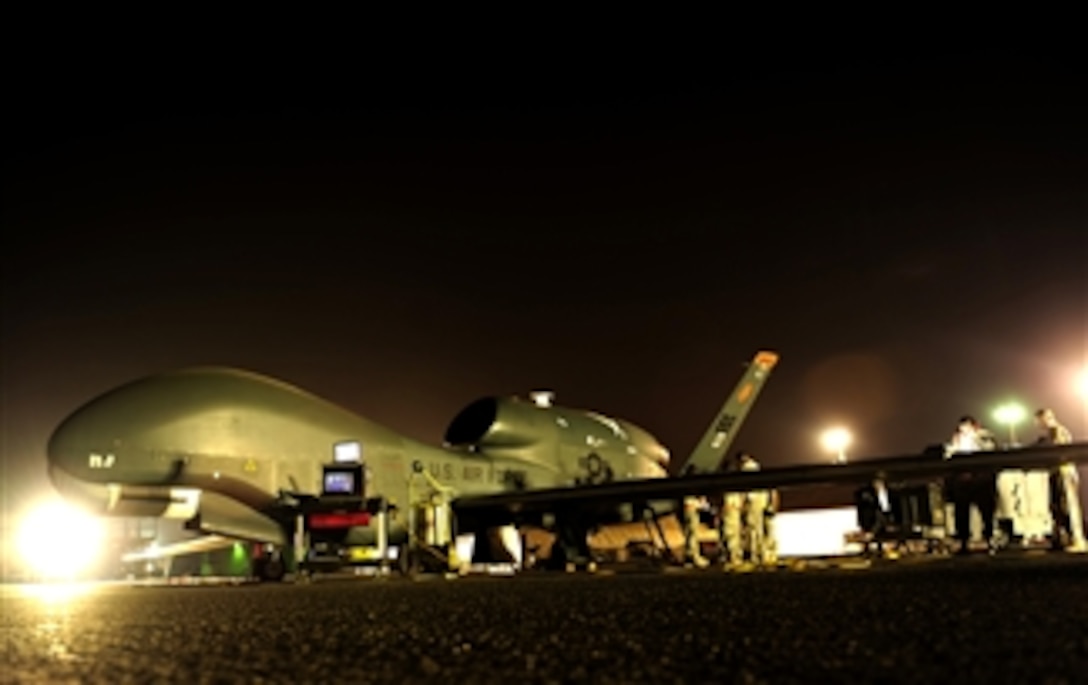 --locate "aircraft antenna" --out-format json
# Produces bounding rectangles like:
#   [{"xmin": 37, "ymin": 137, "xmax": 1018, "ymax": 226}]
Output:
[{"xmin": 529, "ymin": 390, "xmax": 555, "ymax": 408}]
